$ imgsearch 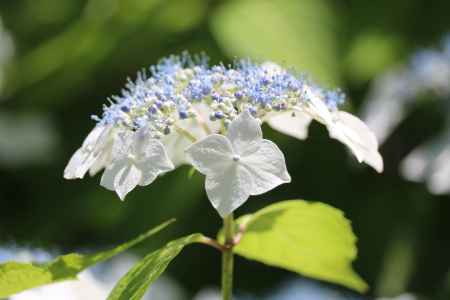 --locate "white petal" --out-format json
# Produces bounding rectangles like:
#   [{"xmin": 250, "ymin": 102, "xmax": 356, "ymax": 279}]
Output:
[
  {"xmin": 134, "ymin": 136, "xmax": 175, "ymax": 186},
  {"xmin": 266, "ymin": 110, "xmax": 312, "ymax": 140},
  {"xmin": 94, "ymin": 130, "xmax": 132, "ymax": 180},
  {"xmin": 336, "ymin": 111, "xmax": 378, "ymax": 149},
  {"xmin": 362, "ymin": 148, "xmax": 383, "ymax": 173},
  {"xmin": 63, "ymin": 125, "xmax": 111, "ymax": 179},
  {"xmin": 303, "ymin": 86, "xmax": 334, "ymax": 124},
  {"xmin": 362, "ymin": 92, "xmax": 408, "ymax": 144},
  {"xmin": 190, "ymin": 102, "xmax": 221, "ymax": 134},
  {"xmin": 162, "ymin": 103, "xmax": 222, "ymax": 167},
  {"xmin": 205, "ymin": 163, "xmax": 253, "ymax": 217},
  {"xmin": 163, "ymin": 133, "xmax": 190, "ymax": 167},
  {"xmin": 240, "ymin": 140, "xmax": 291, "ymax": 195},
  {"xmin": 88, "ymin": 148, "xmax": 112, "ymax": 176},
  {"xmin": 63, "ymin": 148, "xmax": 93, "ymax": 179},
  {"xmin": 82, "ymin": 124, "xmax": 108, "ymax": 147},
  {"xmin": 100, "ymin": 159, "xmax": 124, "ymax": 191},
  {"xmin": 111, "ymin": 130, "xmax": 134, "ymax": 159},
  {"xmin": 185, "ymin": 134, "xmax": 233, "ymax": 176},
  {"xmin": 400, "ymin": 147, "xmax": 430, "ymax": 182},
  {"xmin": 328, "ymin": 111, "xmax": 383, "ymax": 172},
  {"xmin": 227, "ymin": 111, "xmax": 262, "ymax": 155},
  {"xmin": 115, "ymin": 164, "xmax": 142, "ymax": 200},
  {"xmin": 100, "ymin": 160, "xmax": 142, "ymax": 200},
  {"xmin": 427, "ymin": 147, "xmax": 450, "ymax": 195},
  {"xmin": 162, "ymin": 127, "xmax": 199, "ymax": 167},
  {"xmin": 88, "ymin": 132, "xmax": 116, "ymax": 176}
]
